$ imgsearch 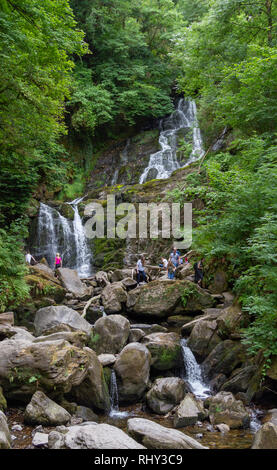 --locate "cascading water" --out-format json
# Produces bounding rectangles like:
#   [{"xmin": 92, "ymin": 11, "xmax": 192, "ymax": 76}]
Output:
[
  {"xmin": 34, "ymin": 199, "xmax": 93, "ymax": 277},
  {"xmin": 109, "ymin": 370, "xmax": 128, "ymax": 419},
  {"xmin": 139, "ymin": 98, "xmax": 204, "ymax": 184},
  {"xmin": 180, "ymin": 338, "xmax": 211, "ymax": 399}
]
